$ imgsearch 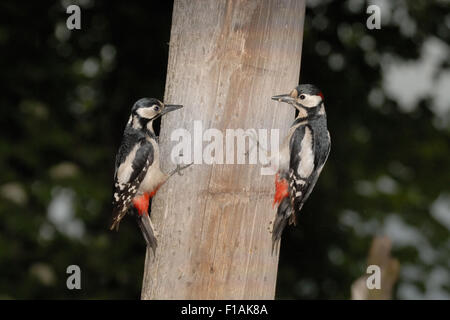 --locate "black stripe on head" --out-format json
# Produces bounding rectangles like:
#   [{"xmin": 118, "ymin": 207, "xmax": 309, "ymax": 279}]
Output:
[
  {"xmin": 132, "ymin": 98, "xmax": 162, "ymax": 113},
  {"xmin": 296, "ymin": 84, "xmax": 322, "ymax": 96}
]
